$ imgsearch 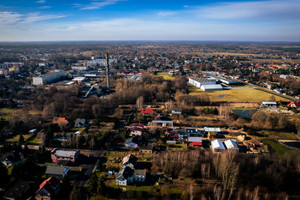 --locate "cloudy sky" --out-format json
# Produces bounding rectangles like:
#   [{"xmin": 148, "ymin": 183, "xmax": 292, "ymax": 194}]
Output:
[{"xmin": 0, "ymin": 0, "xmax": 299, "ymax": 41}]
